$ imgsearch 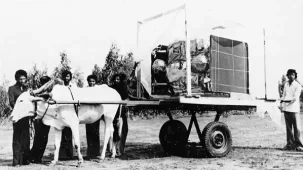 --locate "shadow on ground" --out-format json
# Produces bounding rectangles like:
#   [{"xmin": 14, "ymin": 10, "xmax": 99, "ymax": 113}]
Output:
[
  {"xmin": 0, "ymin": 142, "xmax": 209, "ymax": 167},
  {"xmin": 0, "ymin": 158, "xmax": 11, "ymax": 166},
  {"xmin": 1, "ymin": 143, "xmax": 291, "ymax": 167},
  {"xmin": 233, "ymin": 146, "xmax": 282, "ymax": 150},
  {"xmin": 120, "ymin": 142, "xmax": 209, "ymax": 160}
]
